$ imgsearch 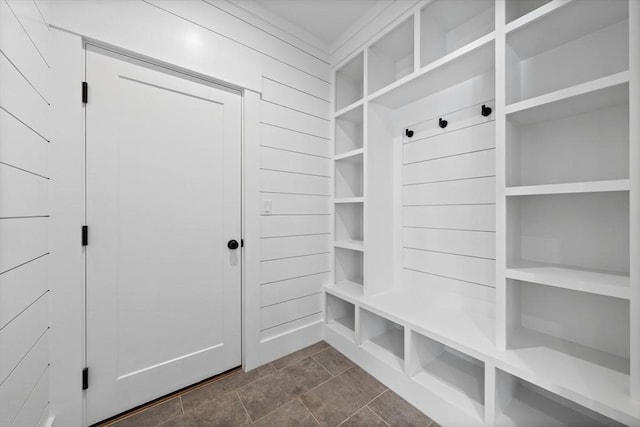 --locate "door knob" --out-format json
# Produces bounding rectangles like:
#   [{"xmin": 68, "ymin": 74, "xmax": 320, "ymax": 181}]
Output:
[{"xmin": 227, "ymin": 240, "xmax": 239, "ymax": 250}]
